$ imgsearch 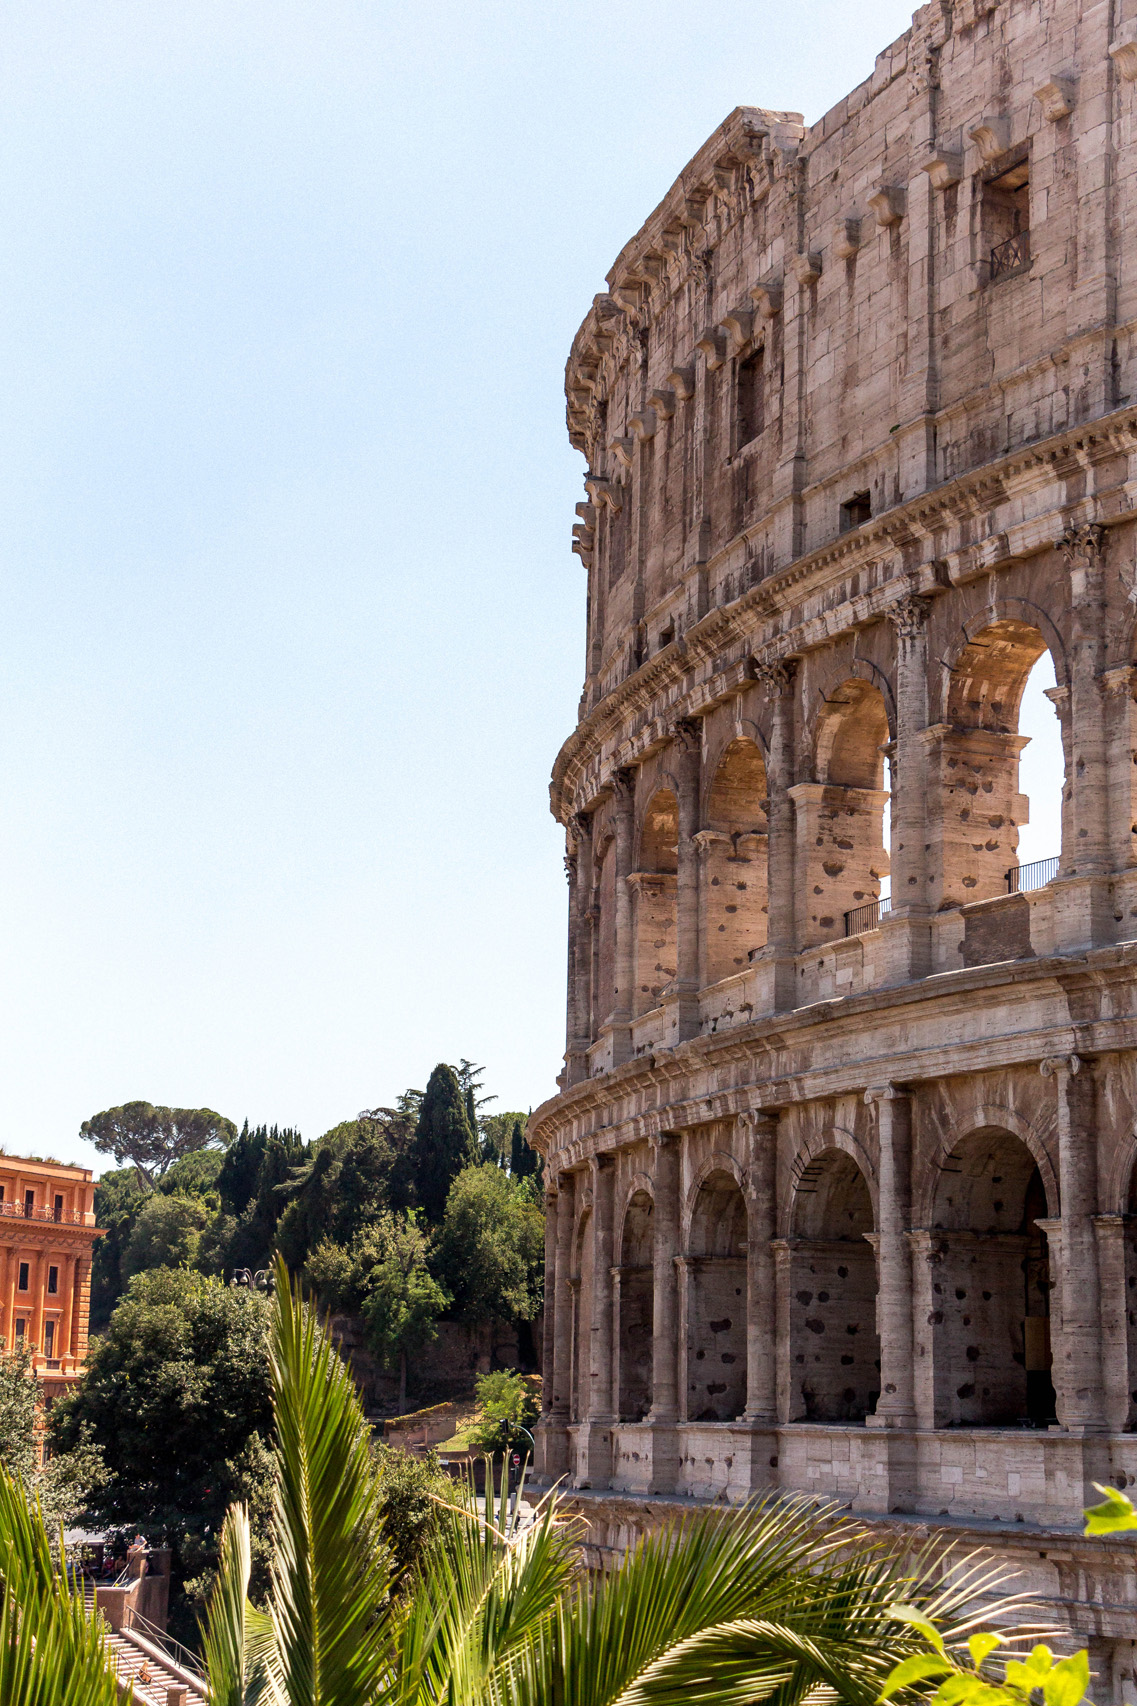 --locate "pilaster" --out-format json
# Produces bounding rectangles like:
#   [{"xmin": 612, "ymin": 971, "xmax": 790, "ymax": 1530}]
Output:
[
  {"xmin": 752, "ymin": 658, "xmax": 798, "ymax": 1011},
  {"xmin": 864, "ymin": 1085, "xmax": 917, "ymax": 1429},
  {"xmin": 1041, "ymin": 1053, "xmax": 1106, "ymax": 1433}
]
